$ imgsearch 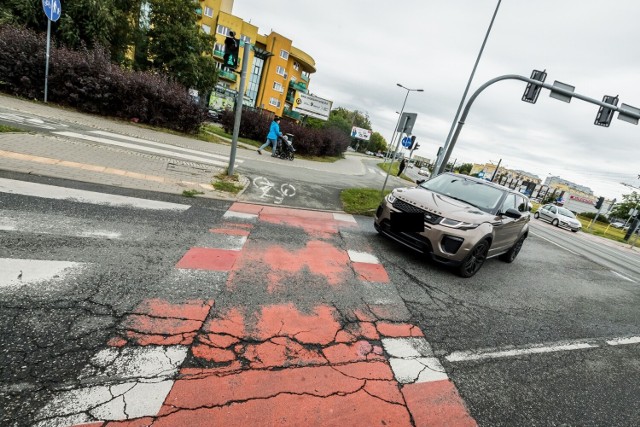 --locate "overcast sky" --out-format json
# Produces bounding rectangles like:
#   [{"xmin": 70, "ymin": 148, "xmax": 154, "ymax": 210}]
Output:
[{"xmin": 233, "ymin": 0, "xmax": 640, "ymax": 200}]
